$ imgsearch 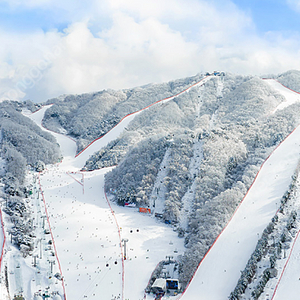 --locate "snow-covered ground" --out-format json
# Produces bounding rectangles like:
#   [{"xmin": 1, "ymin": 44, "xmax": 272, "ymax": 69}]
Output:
[
  {"xmin": 239, "ymin": 175, "xmax": 300, "ymax": 300},
  {"xmin": 179, "ymin": 140, "xmax": 203, "ymax": 231},
  {"xmin": 12, "ymin": 78, "xmax": 213, "ymax": 300},
  {"xmin": 0, "ymin": 171, "xmax": 65, "ymax": 300},
  {"xmin": 265, "ymin": 79, "xmax": 300, "ymax": 113},
  {"xmin": 4, "ymin": 75, "xmax": 300, "ymax": 300},
  {"xmin": 0, "ymin": 183, "xmax": 7, "ymax": 300},
  {"xmin": 271, "ymin": 229, "xmax": 300, "ymax": 300},
  {"xmin": 179, "ymin": 79, "xmax": 300, "ymax": 300},
  {"xmin": 21, "ymin": 100, "xmax": 186, "ymax": 300},
  {"xmin": 149, "ymin": 149, "xmax": 171, "ymax": 216}
]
